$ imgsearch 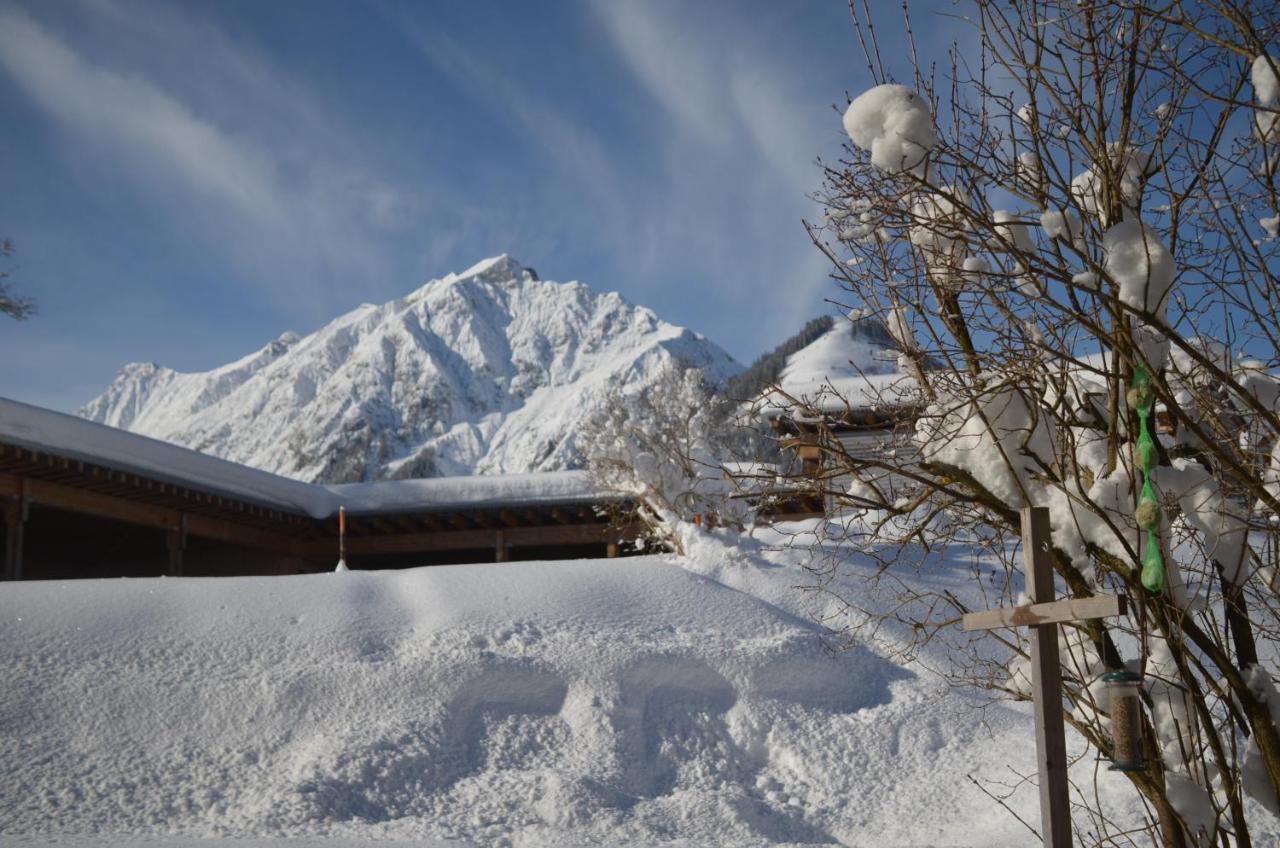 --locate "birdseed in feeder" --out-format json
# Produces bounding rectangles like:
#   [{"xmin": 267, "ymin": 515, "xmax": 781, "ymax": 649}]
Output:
[{"xmin": 1104, "ymin": 670, "xmax": 1146, "ymax": 772}]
